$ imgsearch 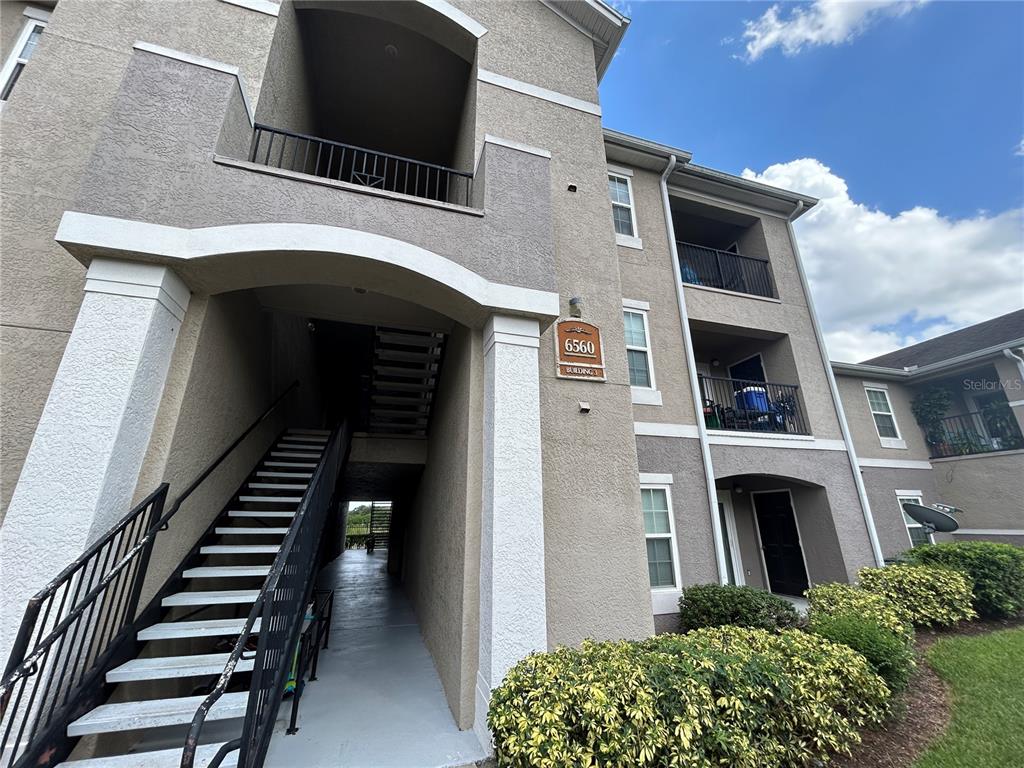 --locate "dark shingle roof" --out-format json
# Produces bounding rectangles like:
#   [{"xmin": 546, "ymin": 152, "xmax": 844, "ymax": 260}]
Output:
[{"xmin": 861, "ymin": 309, "xmax": 1024, "ymax": 369}]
